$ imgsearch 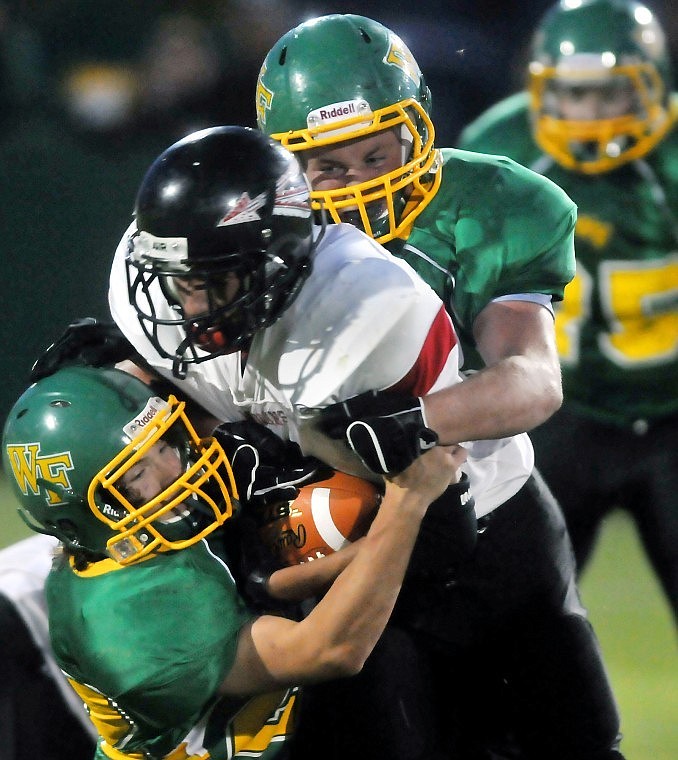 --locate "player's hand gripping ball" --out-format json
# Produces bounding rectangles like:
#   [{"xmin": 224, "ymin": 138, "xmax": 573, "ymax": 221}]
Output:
[{"xmin": 257, "ymin": 471, "xmax": 382, "ymax": 565}]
